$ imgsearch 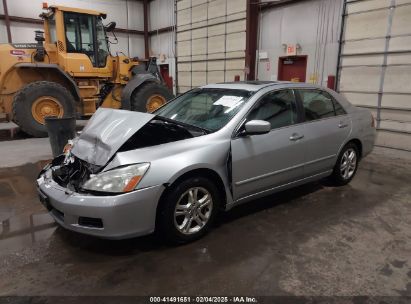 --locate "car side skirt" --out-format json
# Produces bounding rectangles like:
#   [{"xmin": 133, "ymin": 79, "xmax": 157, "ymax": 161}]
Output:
[{"xmin": 228, "ymin": 170, "xmax": 332, "ymax": 208}]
